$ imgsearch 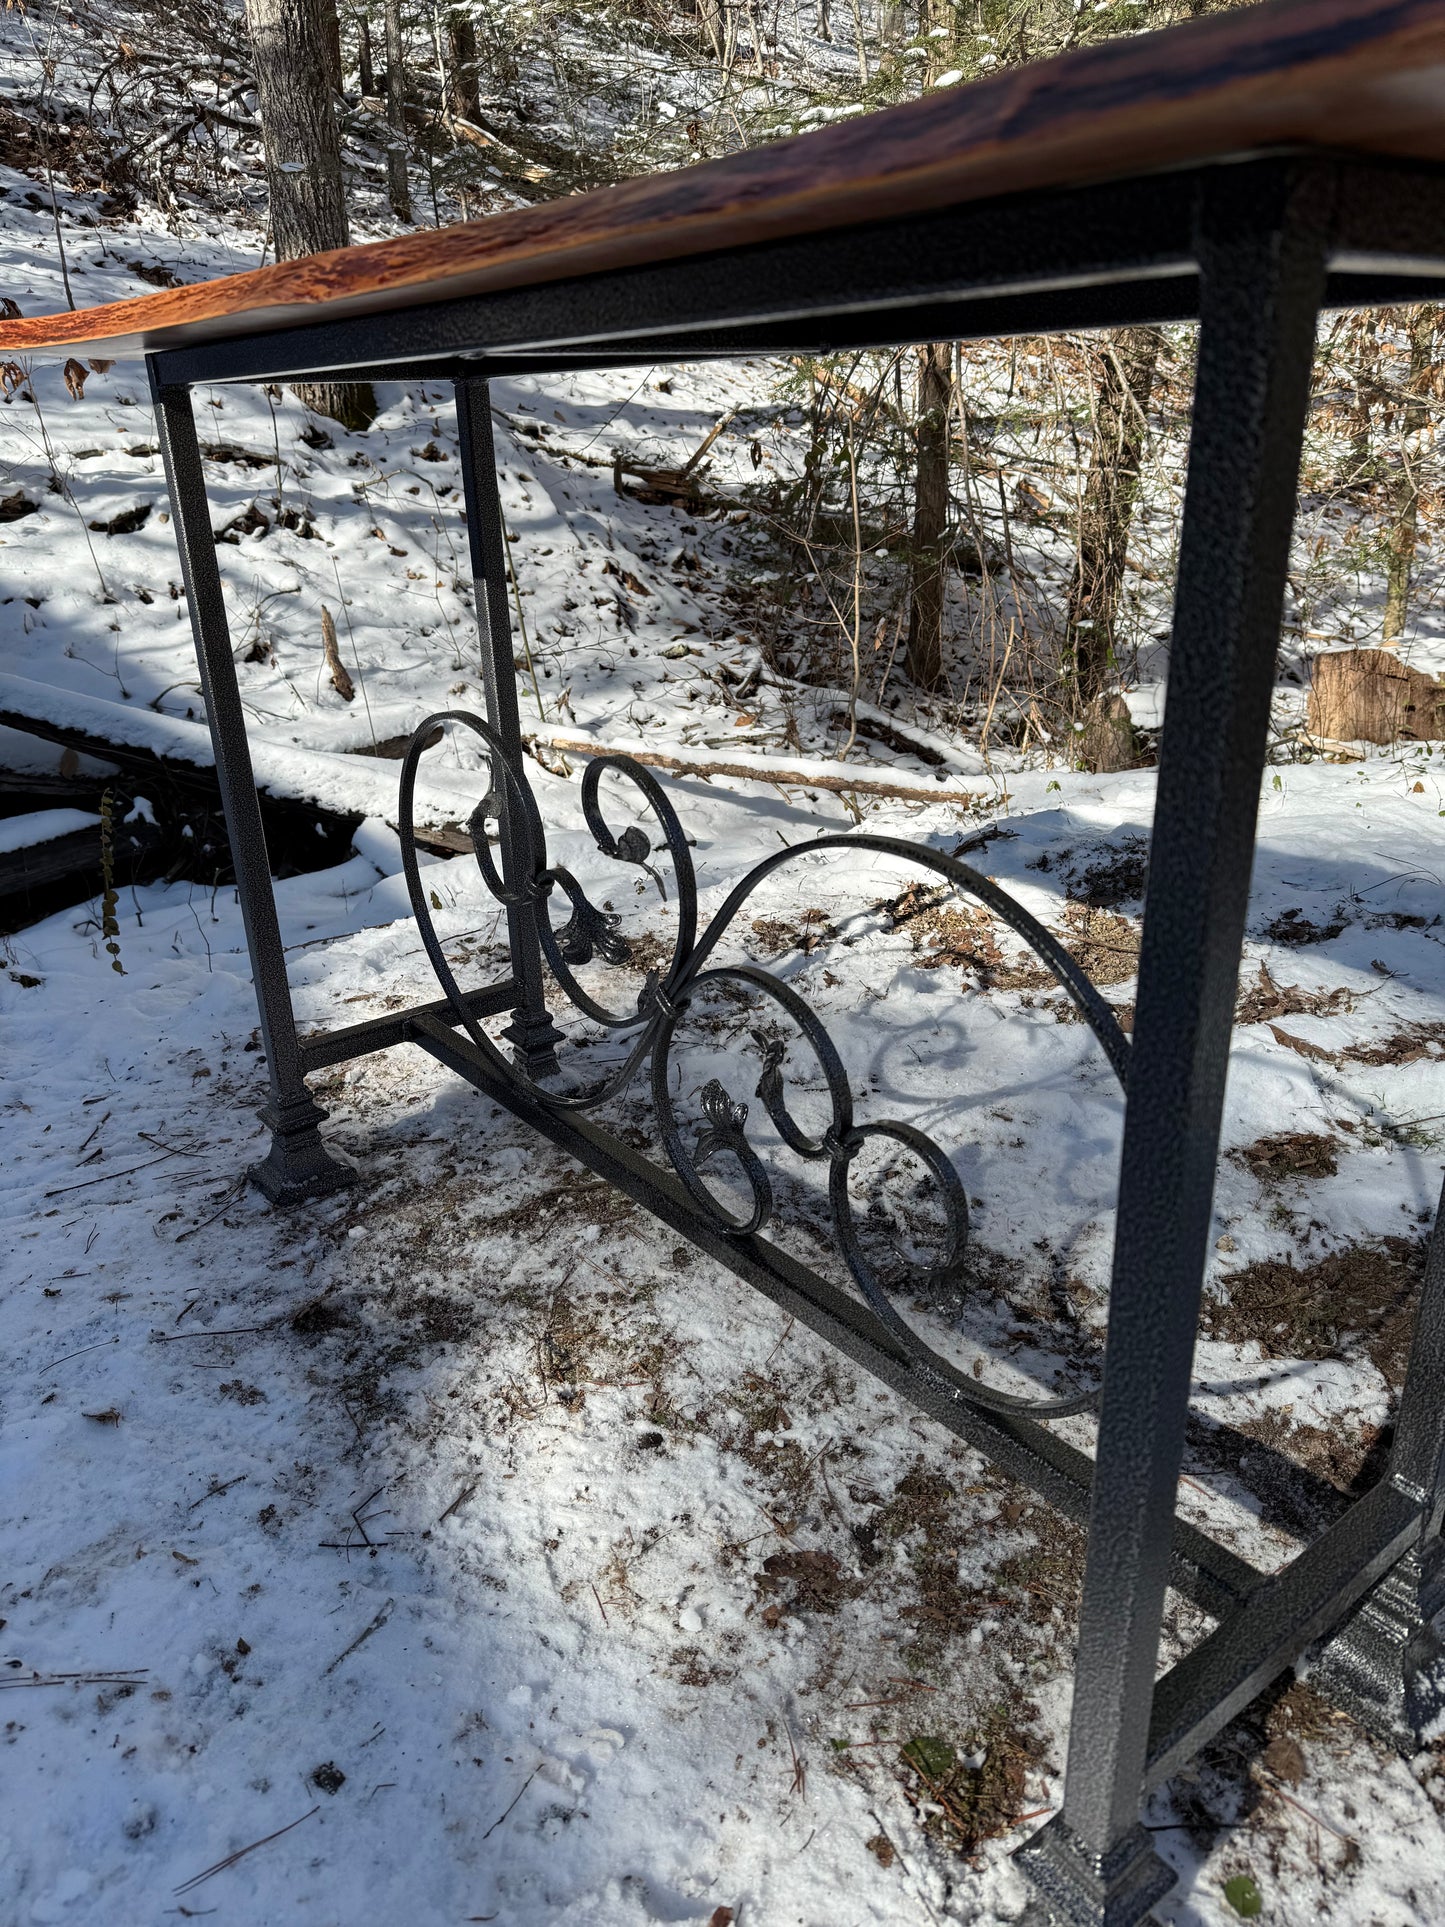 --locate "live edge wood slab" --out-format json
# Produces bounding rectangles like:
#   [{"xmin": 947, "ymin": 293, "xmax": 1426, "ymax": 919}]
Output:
[{"xmin": 4, "ymin": 0, "xmax": 1445, "ymax": 363}]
